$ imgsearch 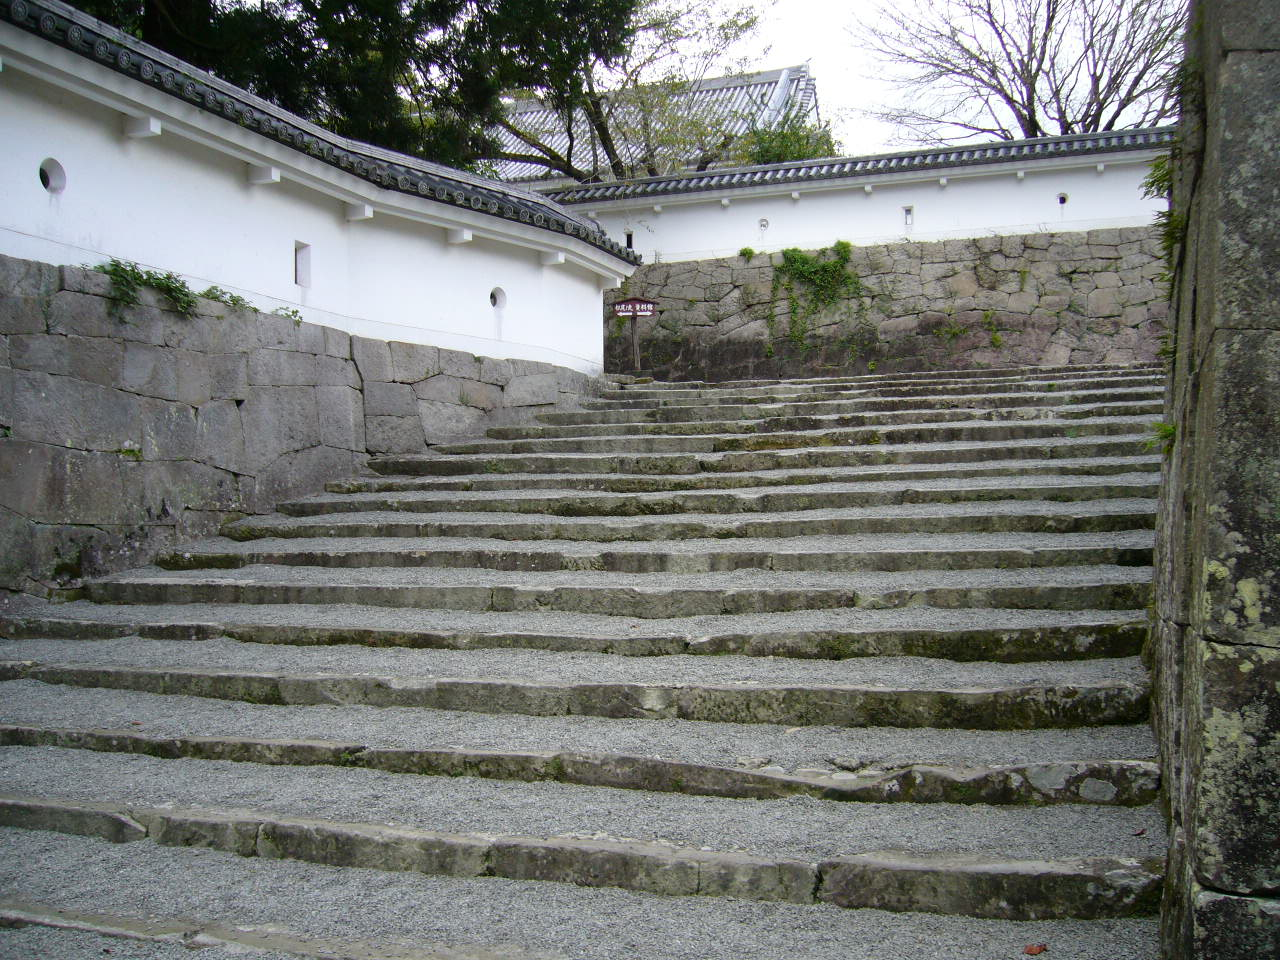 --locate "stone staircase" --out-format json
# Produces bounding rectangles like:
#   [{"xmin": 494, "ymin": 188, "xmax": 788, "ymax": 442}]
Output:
[{"xmin": 0, "ymin": 362, "xmax": 1168, "ymax": 960}]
